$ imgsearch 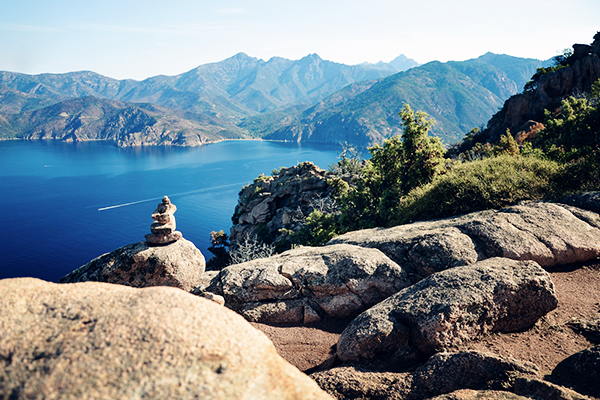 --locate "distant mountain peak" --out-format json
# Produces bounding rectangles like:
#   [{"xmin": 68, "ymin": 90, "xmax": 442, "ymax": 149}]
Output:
[{"xmin": 389, "ymin": 54, "xmax": 421, "ymax": 72}]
